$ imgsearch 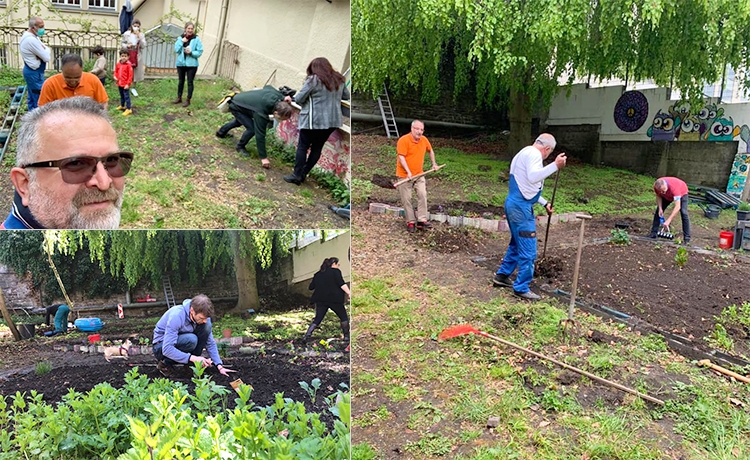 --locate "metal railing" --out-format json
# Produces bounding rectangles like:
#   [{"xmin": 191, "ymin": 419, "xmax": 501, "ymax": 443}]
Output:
[{"xmin": 218, "ymin": 40, "xmax": 239, "ymax": 81}]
